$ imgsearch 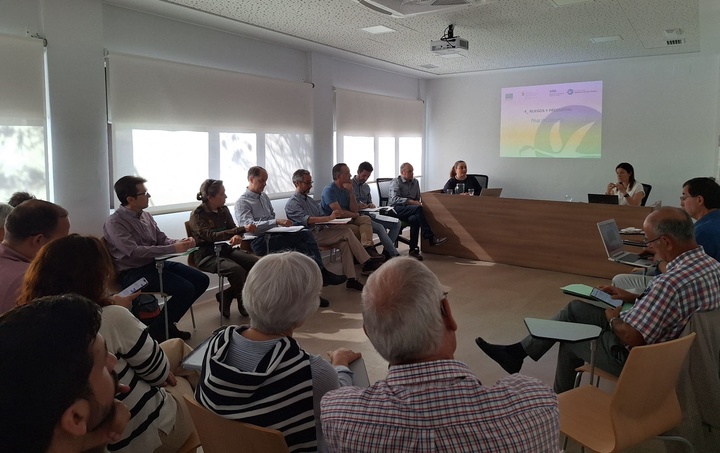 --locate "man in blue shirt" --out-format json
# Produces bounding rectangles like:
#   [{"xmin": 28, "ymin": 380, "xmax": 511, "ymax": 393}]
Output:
[
  {"xmin": 321, "ymin": 163, "xmax": 383, "ymax": 260},
  {"xmin": 388, "ymin": 163, "xmax": 447, "ymax": 260}
]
